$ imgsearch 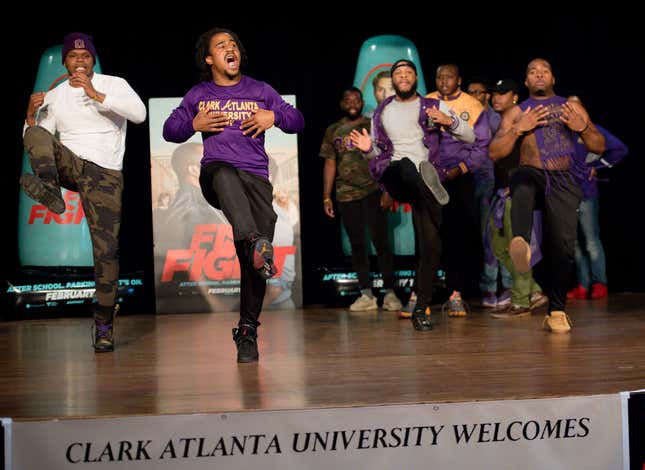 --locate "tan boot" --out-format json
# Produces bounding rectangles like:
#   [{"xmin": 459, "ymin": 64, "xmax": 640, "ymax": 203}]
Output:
[
  {"xmin": 510, "ymin": 236, "xmax": 531, "ymax": 274},
  {"xmin": 543, "ymin": 310, "xmax": 572, "ymax": 333}
]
